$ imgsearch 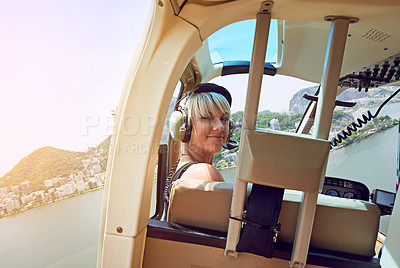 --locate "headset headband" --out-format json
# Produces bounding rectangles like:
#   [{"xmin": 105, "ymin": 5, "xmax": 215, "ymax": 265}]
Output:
[{"xmin": 191, "ymin": 83, "xmax": 232, "ymax": 107}]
